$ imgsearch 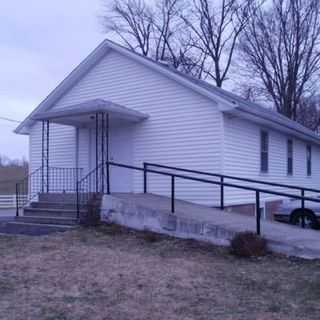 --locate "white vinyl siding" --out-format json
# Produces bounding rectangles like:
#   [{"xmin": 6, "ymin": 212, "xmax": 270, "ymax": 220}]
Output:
[
  {"xmin": 29, "ymin": 122, "xmax": 76, "ymax": 173},
  {"xmin": 77, "ymin": 127, "xmax": 91, "ymax": 175},
  {"xmin": 29, "ymin": 49, "xmax": 223, "ymax": 206},
  {"xmin": 29, "ymin": 122, "xmax": 76, "ymax": 195},
  {"xmin": 223, "ymin": 115, "xmax": 320, "ymax": 205}
]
